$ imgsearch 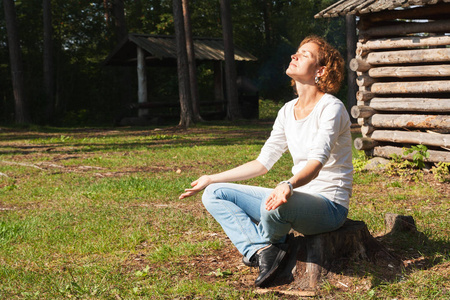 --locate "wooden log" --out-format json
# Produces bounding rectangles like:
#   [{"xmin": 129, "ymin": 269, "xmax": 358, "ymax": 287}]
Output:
[
  {"xmin": 369, "ymin": 65, "xmax": 450, "ymax": 78},
  {"xmin": 368, "ymin": 114, "xmax": 450, "ymax": 130},
  {"xmin": 271, "ymin": 219, "xmax": 401, "ymax": 289},
  {"xmin": 361, "ymin": 125, "xmax": 374, "ymax": 136},
  {"xmin": 370, "ymin": 130, "xmax": 450, "ymax": 148},
  {"xmin": 356, "ymin": 74, "xmax": 377, "ymax": 87},
  {"xmin": 371, "ymin": 80, "xmax": 450, "ymax": 95},
  {"xmin": 365, "ymin": 3, "xmax": 450, "ymax": 23},
  {"xmin": 366, "ymin": 97, "xmax": 450, "ymax": 112},
  {"xmin": 372, "ymin": 145, "xmax": 450, "ymax": 163},
  {"xmin": 357, "ymin": 35, "xmax": 450, "ymax": 53},
  {"xmin": 351, "ymin": 105, "xmax": 377, "ymax": 119},
  {"xmin": 354, "ymin": 137, "xmax": 378, "ymax": 150},
  {"xmin": 360, "ymin": 19, "xmax": 450, "ymax": 38},
  {"xmin": 366, "ymin": 48, "xmax": 450, "ymax": 65},
  {"xmin": 356, "ymin": 91, "xmax": 375, "ymax": 101},
  {"xmin": 349, "ymin": 57, "xmax": 372, "ymax": 72}
]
